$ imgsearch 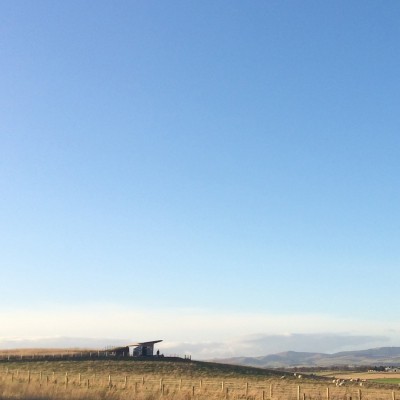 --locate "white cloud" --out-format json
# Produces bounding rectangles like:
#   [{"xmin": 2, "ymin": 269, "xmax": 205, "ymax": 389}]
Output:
[{"xmin": 1, "ymin": 304, "xmax": 399, "ymax": 358}]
